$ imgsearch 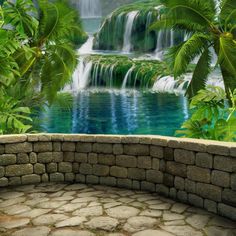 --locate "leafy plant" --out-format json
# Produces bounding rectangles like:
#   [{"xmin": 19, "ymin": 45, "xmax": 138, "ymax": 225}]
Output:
[
  {"xmin": 176, "ymin": 86, "xmax": 236, "ymax": 141},
  {"xmin": 151, "ymin": 0, "xmax": 236, "ymax": 100}
]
